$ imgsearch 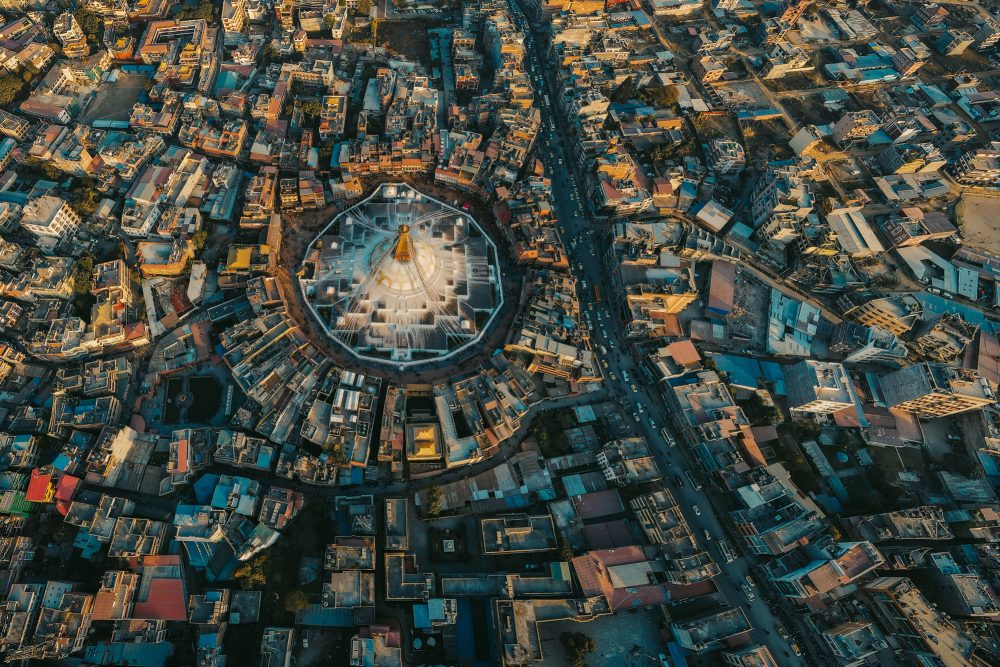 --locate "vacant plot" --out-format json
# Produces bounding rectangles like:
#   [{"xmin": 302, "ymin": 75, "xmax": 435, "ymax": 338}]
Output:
[
  {"xmin": 79, "ymin": 73, "xmax": 148, "ymax": 124},
  {"xmin": 718, "ymin": 80, "xmax": 772, "ymax": 107},
  {"xmin": 957, "ymin": 193, "xmax": 1000, "ymax": 255},
  {"xmin": 783, "ymin": 95, "xmax": 842, "ymax": 125},
  {"xmin": 825, "ymin": 158, "xmax": 870, "ymax": 190},
  {"xmin": 742, "ymin": 119, "xmax": 794, "ymax": 162},
  {"xmin": 692, "ymin": 112, "xmax": 738, "ymax": 140},
  {"xmin": 377, "ymin": 20, "xmax": 433, "ymax": 66}
]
